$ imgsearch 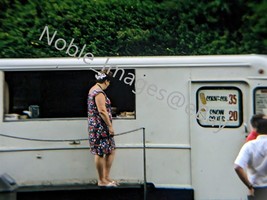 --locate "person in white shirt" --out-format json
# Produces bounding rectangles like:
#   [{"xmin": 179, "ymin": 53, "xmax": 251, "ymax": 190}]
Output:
[{"xmin": 234, "ymin": 118, "xmax": 267, "ymax": 200}]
